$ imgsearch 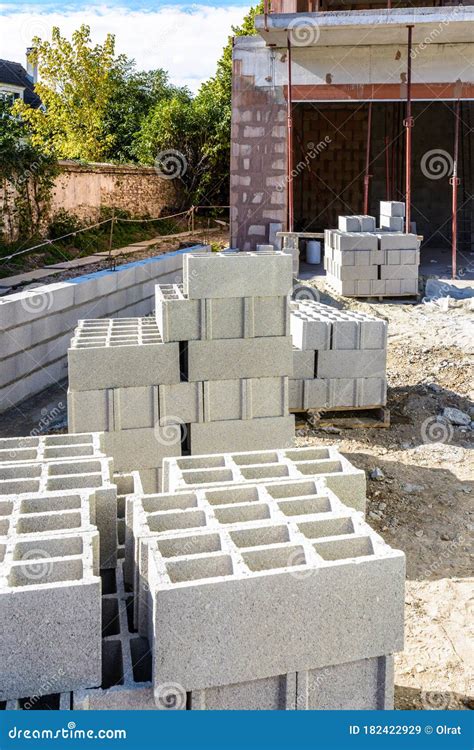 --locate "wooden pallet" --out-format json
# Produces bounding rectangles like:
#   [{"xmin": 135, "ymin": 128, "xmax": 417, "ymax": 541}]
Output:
[{"xmin": 293, "ymin": 406, "xmax": 390, "ymax": 430}]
